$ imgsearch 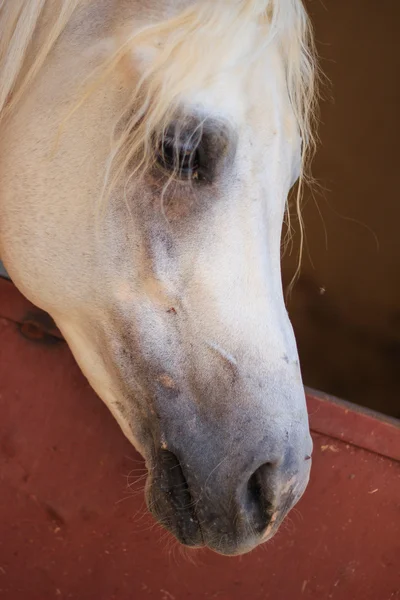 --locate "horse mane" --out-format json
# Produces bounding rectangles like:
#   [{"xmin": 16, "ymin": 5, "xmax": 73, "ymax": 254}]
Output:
[{"xmin": 0, "ymin": 0, "xmax": 318, "ymax": 271}]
